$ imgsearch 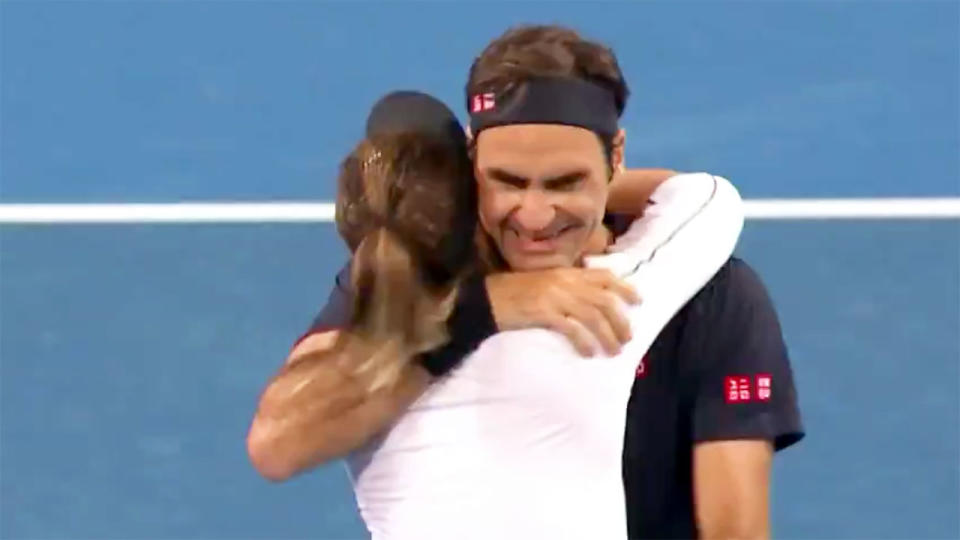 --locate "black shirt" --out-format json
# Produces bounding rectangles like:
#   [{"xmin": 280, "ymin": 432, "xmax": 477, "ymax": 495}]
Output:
[
  {"xmin": 305, "ymin": 257, "xmax": 804, "ymax": 539},
  {"xmin": 621, "ymin": 257, "xmax": 803, "ymax": 538}
]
